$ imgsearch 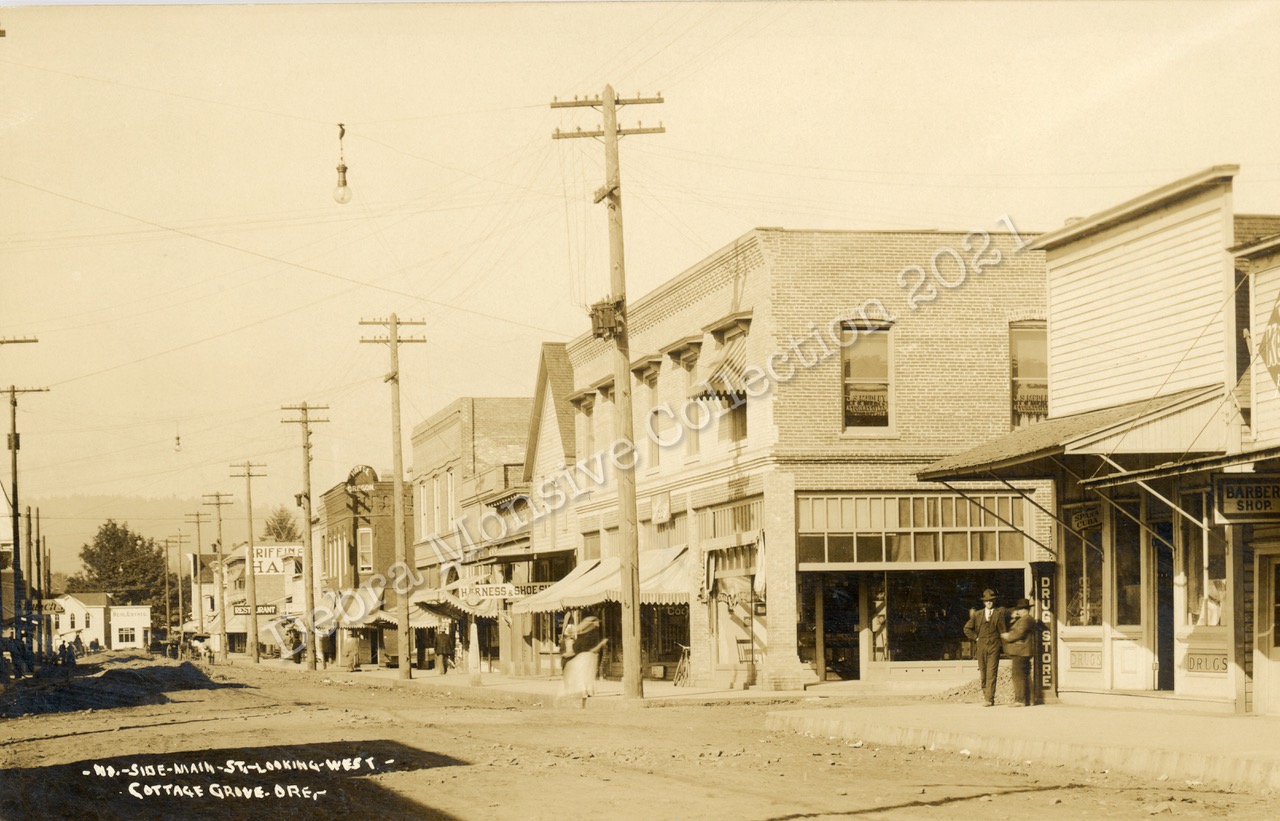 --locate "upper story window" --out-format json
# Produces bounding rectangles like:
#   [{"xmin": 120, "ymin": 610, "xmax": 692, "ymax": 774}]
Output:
[
  {"xmin": 581, "ymin": 398, "xmax": 595, "ymax": 458},
  {"xmin": 357, "ymin": 527, "xmax": 374, "ymax": 572},
  {"xmin": 446, "ymin": 469, "xmax": 455, "ymax": 525},
  {"xmin": 1010, "ymin": 322, "xmax": 1048, "ymax": 428},
  {"xmin": 841, "ymin": 325, "xmax": 893, "ymax": 431}
]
